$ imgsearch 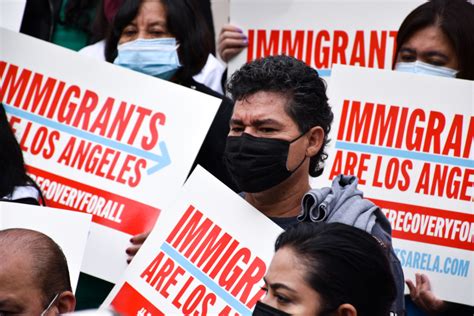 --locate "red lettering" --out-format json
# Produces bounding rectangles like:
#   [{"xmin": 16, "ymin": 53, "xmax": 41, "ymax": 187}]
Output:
[
  {"xmin": 423, "ymin": 111, "xmax": 445, "ymax": 154},
  {"xmin": 349, "ymin": 30, "xmax": 365, "ymax": 66},
  {"xmin": 142, "ymin": 112, "xmax": 166, "ymax": 151},
  {"xmin": 256, "ymin": 30, "xmax": 280, "ymax": 59},
  {"xmin": 72, "ymin": 89, "xmax": 99, "ymax": 129},
  {"xmin": 281, "ymin": 30, "xmax": 304, "ymax": 60},
  {"xmin": 331, "ymin": 31, "xmax": 348, "ymax": 65},
  {"xmin": 166, "ymin": 205, "xmax": 196, "ymax": 244},
  {"xmin": 368, "ymin": 30, "xmax": 387, "ymax": 68},
  {"xmin": 314, "ymin": 30, "xmax": 330, "ymax": 68},
  {"xmin": 0, "ymin": 64, "xmax": 32, "ymax": 106}
]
